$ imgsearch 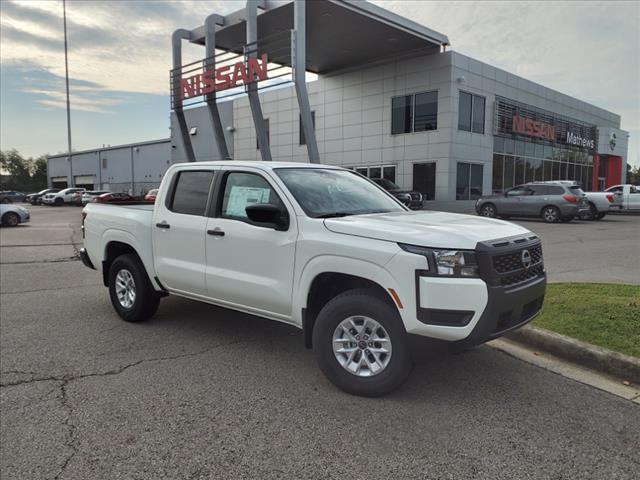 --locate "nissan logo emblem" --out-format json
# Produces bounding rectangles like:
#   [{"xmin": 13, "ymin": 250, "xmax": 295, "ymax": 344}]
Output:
[{"xmin": 521, "ymin": 249, "xmax": 532, "ymax": 269}]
